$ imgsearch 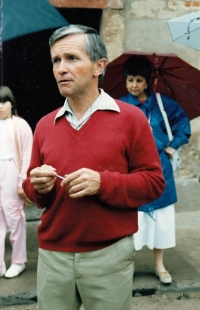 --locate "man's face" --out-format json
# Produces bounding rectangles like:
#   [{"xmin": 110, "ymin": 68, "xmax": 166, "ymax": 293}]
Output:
[{"xmin": 51, "ymin": 34, "xmax": 99, "ymax": 98}]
